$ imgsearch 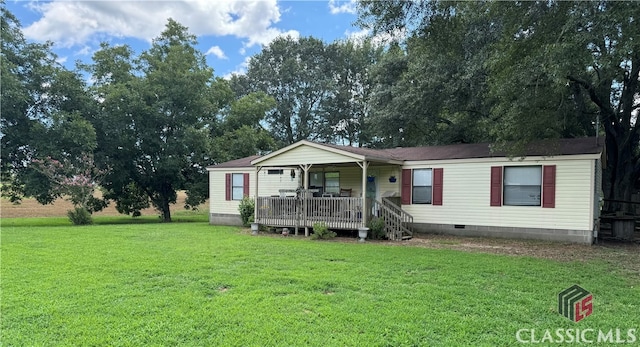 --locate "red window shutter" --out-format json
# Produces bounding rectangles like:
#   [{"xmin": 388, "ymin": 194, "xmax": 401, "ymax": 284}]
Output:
[
  {"xmin": 401, "ymin": 169, "xmax": 412, "ymax": 205},
  {"xmin": 542, "ymin": 165, "xmax": 556, "ymax": 208},
  {"xmin": 243, "ymin": 173, "xmax": 250, "ymax": 197},
  {"xmin": 432, "ymin": 168, "xmax": 443, "ymax": 206},
  {"xmin": 225, "ymin": 173, "xmax": 231, "ymax": 201},
  {"xmin": 490, "ymin": 166, "xmax": 502, "ymax": 206}
]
